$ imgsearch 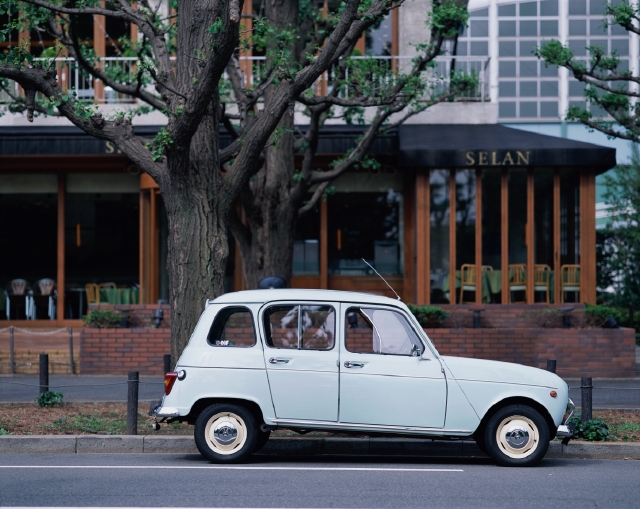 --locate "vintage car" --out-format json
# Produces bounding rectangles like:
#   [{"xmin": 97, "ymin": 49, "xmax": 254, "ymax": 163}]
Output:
[{"xmin": 155, "ymin": 289, "xmax": 574, "ymax": 466}]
